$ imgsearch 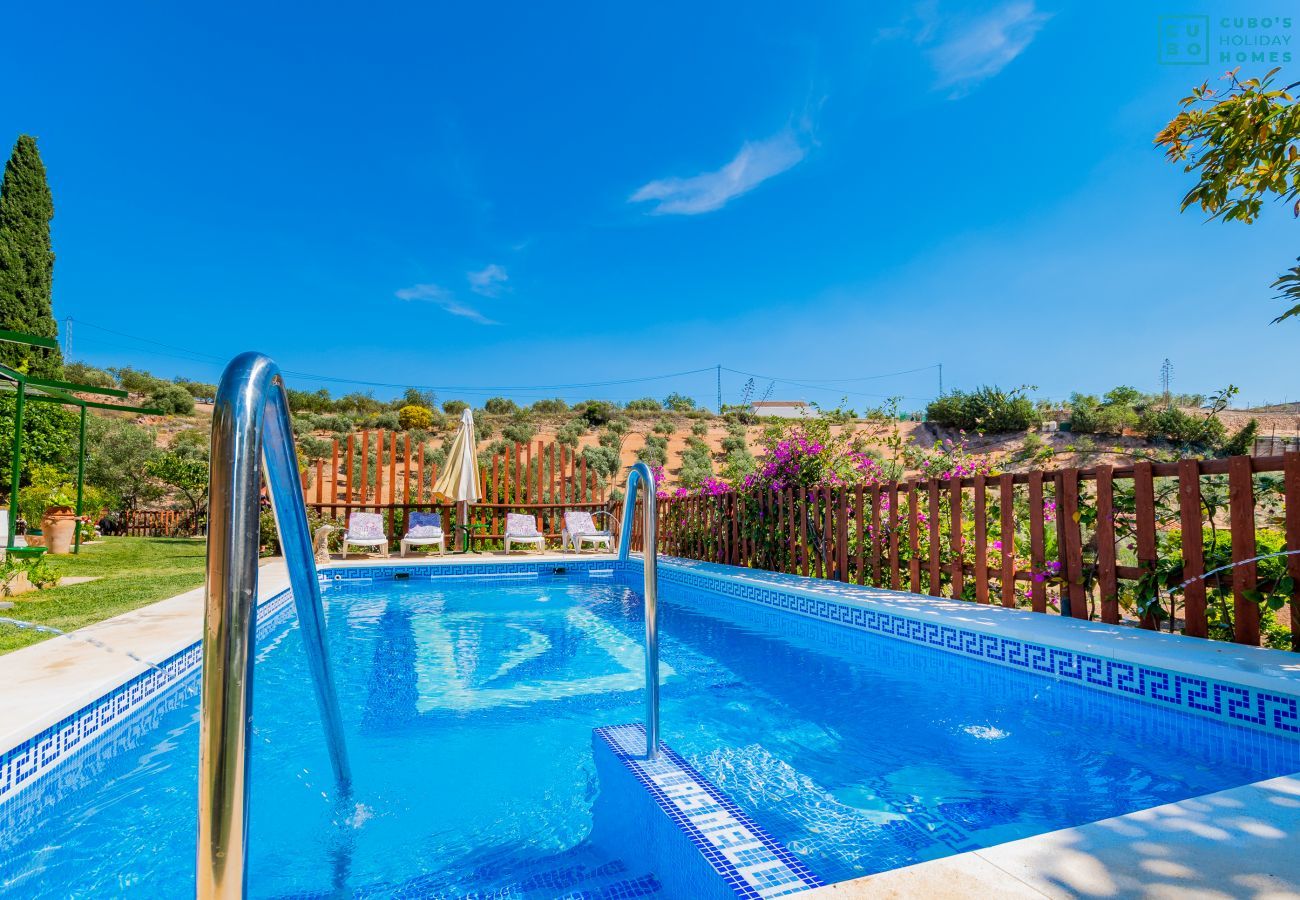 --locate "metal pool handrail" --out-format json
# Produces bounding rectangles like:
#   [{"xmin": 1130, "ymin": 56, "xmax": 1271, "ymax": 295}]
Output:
[
  {"xmin": 617, "ymin": 462, "xmax": 659, "ymax": 760},
  {"xmin": 198, "ymin": 353, "xmax": 352, "ymax": 898}
]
